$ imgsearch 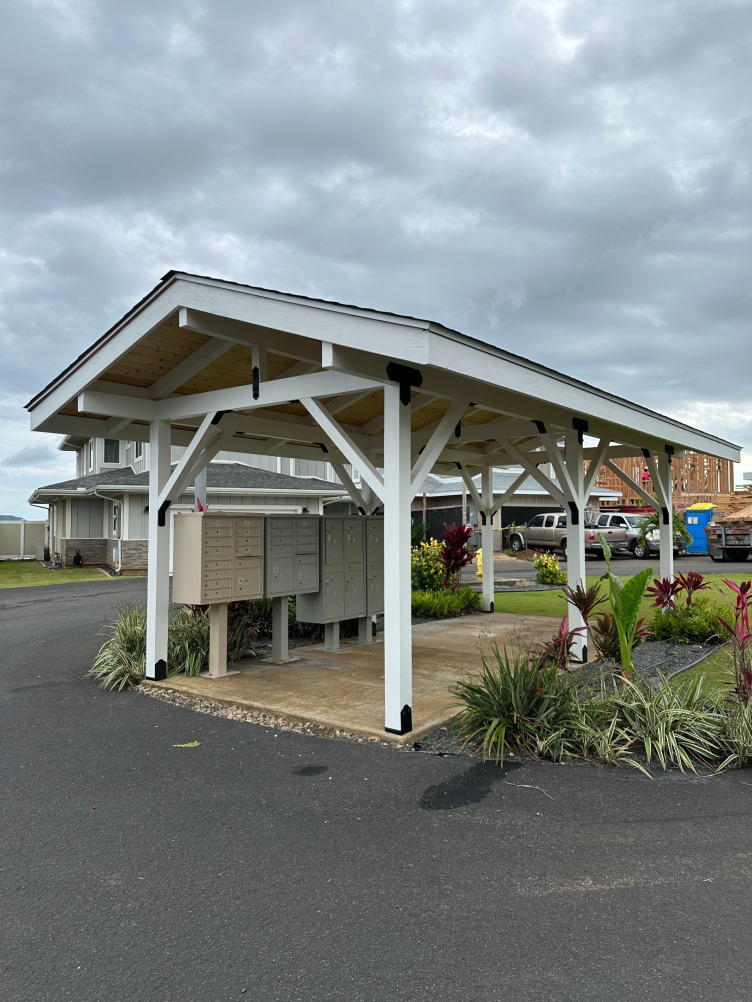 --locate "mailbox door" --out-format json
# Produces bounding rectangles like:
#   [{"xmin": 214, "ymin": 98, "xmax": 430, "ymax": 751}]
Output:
[
  {"xmin": 367, "ymin": 564, "xmax": 384, "ymax": 615},
  {"xmin": 344, "ymin": 564, "xmax": 367, "ymax": 618},
  {"xmin": 235, "ymin": 556, "xmax": 263, "ymax": 598},
  {"xmin": 322, "ymin": 570, "xmax": 345, "ymax": 621},
  {"xmin": 267, "ymin": 556, "xmax": 294, "ymax": 596},
  {"xmin": 343, "ymin": 520, "xmax": 365, "ymax": 564},
  {"xmin": 294, "ymin": 553, "xmax": 319, "ymax": 593},
  {"xmin": 324, "ymin": 519, "xmax": 344, "ymax": 567}
]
